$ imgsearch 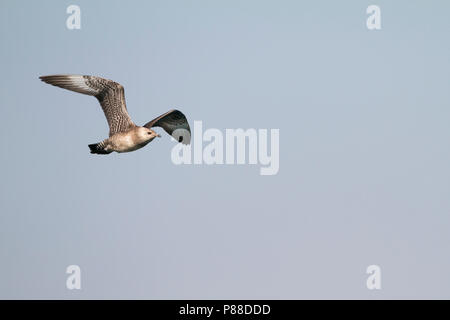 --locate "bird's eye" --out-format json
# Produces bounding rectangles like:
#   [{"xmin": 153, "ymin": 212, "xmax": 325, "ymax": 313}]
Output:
[{"xmin": 148, "ymin": 132, "xmax": 152, "ymax": 135}]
